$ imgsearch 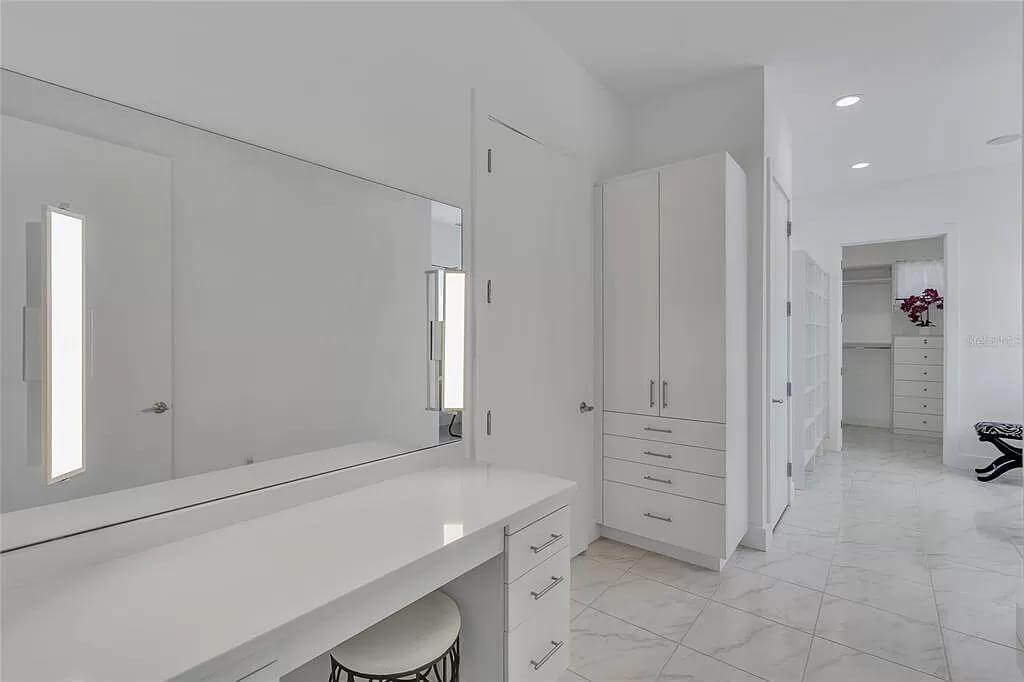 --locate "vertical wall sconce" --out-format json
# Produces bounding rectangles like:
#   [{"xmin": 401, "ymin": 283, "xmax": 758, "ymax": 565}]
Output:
[
  {"xmin": 426, "ymin": 268, "xmax": 466, "ymax": 413},
  {"xmin": 44, "ymin": 206, "xmax": 86, "ymax": 483}
]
